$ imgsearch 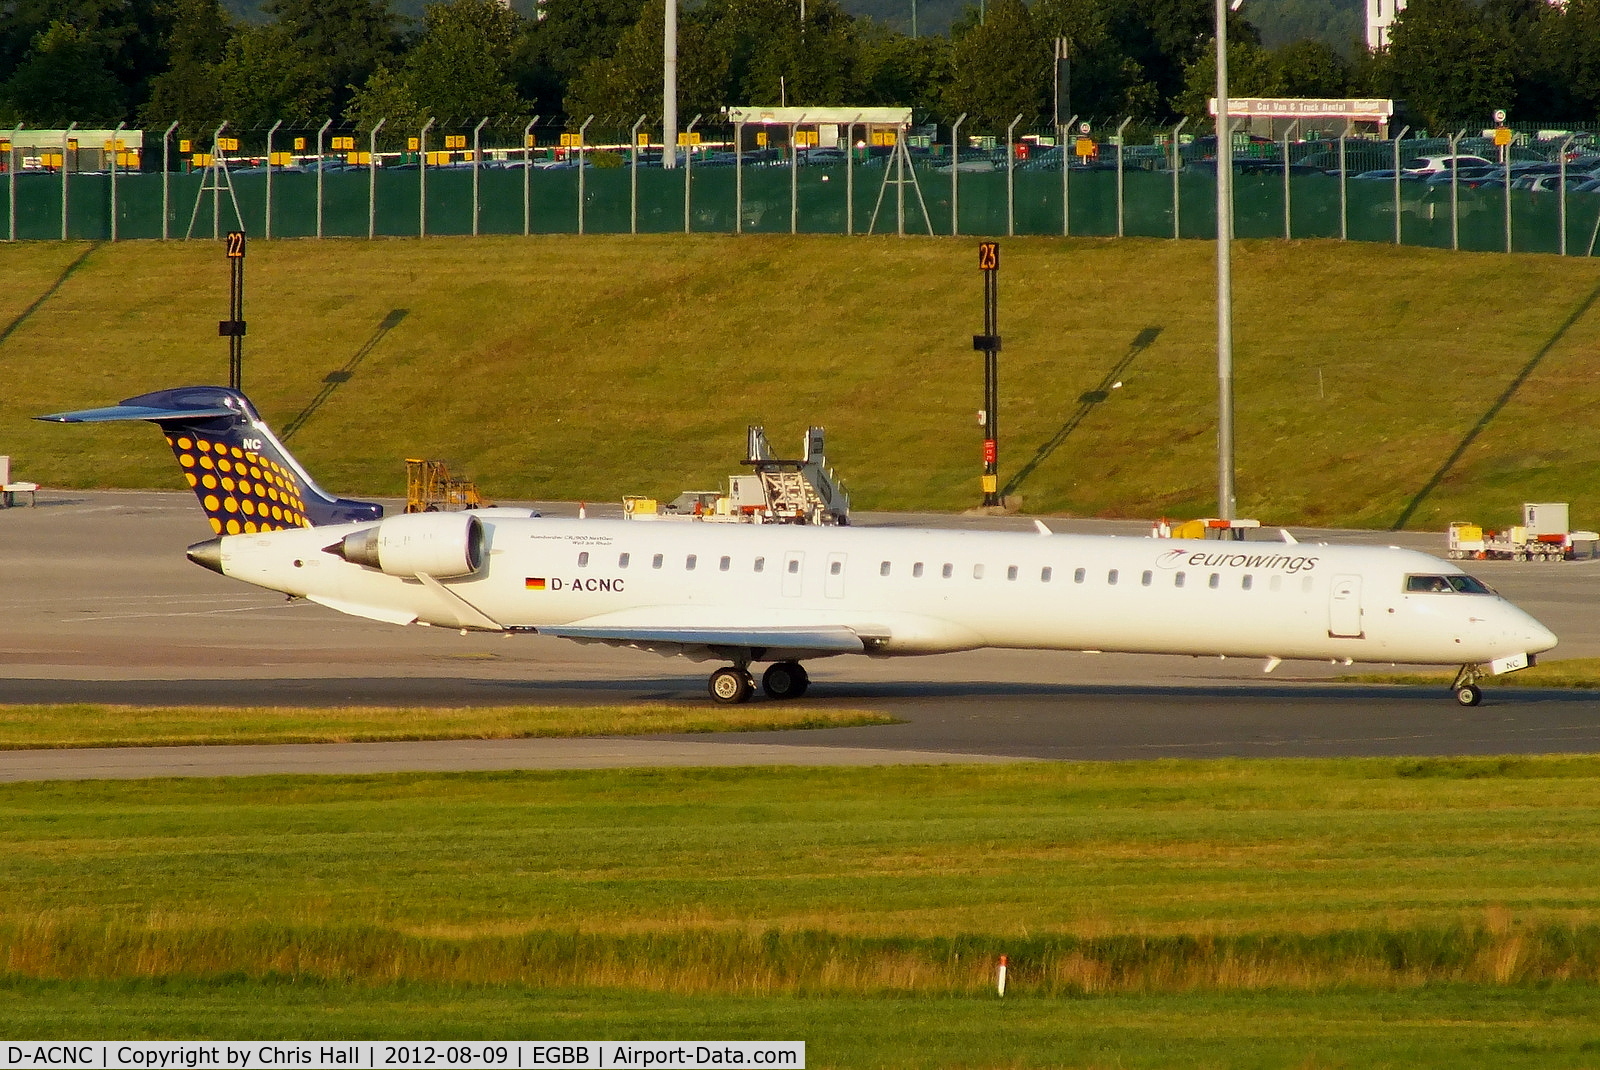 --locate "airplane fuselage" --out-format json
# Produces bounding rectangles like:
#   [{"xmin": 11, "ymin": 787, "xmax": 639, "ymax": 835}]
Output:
[{"xmin": 210, "ymin": 515, "xmax": 1556, "ymax": 669}]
